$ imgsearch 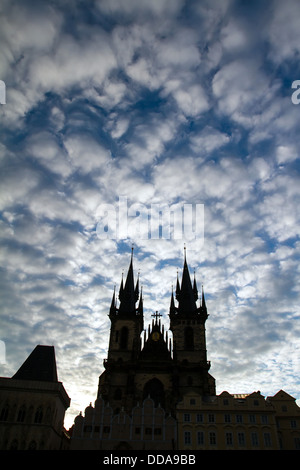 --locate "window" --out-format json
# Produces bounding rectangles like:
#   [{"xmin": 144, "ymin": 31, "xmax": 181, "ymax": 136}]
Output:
[
  {"xmin": 236, "ymin": 414, "xmax": 243, "ymax": 423},
  {"xmin": 197, "ymin": 431, "xmax": 204, "ymax": 445},
  {"xmin": 145, "ymin": 428, "xmax": 152, "ymax": 435},
  {"xmin": 249, "ymin": 414, "xmax": 256, "ymax": 424},
  {"xmin": 103, "ymin": 426, "xmax": 110, "ymax": 433},
  {"xmin": 184, "ymin": 413, "xmax": 191, "ymax": 422},
  {"xmin": 294, "ymin": 437, "xmax": 300, "ymax": 450},
  {"xmin": 223, "ymin": 399, "xmax": 229, "ymax": 405},
  {"xmin": 135, "ymin": 427, "xmax": 141, "ymax": 434},
  {"xmin": 196, "ymin": 413, "xmax": 203, "ymax": 423},
  {"xmin": 208, "ymin": 413, "xmax": 215, "ymax": 423},
  {"xmin": 0, "ymin": 404, "xmax": 9, "ymax": 422},
  {"xmin": 224, "ymin": 413, "xmax": 231, "ymax": 423},
  {"xmin": 143, "ymin": 378, "xmax": 165, "ymax": 409},
  {"xmin": 261, "ymin": 414, "xmax": 268, "ymax": 424},
  {"xmin": 225, "ymin": 432, "xmax": 233, "ymax": 446},
  {"xmin": 291, "ymin": 420, "xmax": 297, "ymax": 428},
  {"xmin": 190, "ymin": 398, "xmax": 196, "ymax": 405},
  {"xmin": 238, "ymin": 432, "xmax": 245, "ymax": 447},
  {"xmin": 154, "ymin": 428, "xmax": 162, "ymax": 435},
  {"xmin": 17, "ymin": 406, "xmax": 26, "ymax": 423},
  {"xmin": 34, "ymin": 407, "xmax": 43, "ymax": 424},
  {"xmin": 209, "ymin": 432, "xmax": 216, "ymax": 445},
  {"xmin": 251, "ymin": 432, "xmax": 259, "ymax": 447},
  {"xmin": 184, "ymin": 431, "xmax": 191, "ymax": 445},
  {"xmin": 263, "ymin": 433, "xmax": 272, "ymax": 448}
]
